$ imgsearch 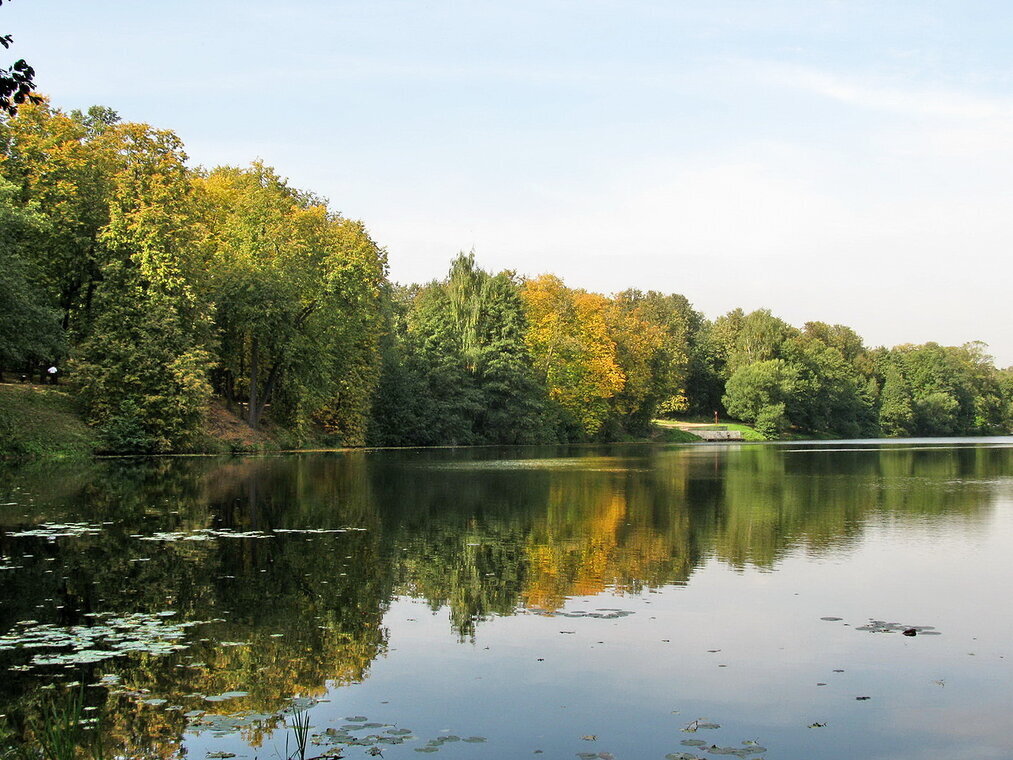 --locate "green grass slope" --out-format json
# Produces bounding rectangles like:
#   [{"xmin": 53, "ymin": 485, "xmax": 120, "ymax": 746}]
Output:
[
  {"xmin": 0, "ymin": 384, "xmax": 98, "ymax": 460},
  {"xmin": 654, "ymin": 417, "xmax": 767, "ymax": 441}
]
